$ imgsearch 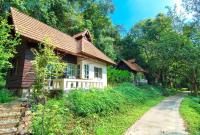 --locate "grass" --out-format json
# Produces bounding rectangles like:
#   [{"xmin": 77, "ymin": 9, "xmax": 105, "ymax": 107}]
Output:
[
  {"xmin": 180, "ymin": 95, "xmax": 200, "ymax": 135},
  {"xmin": 0, "ymin": 79, "xmax": 14, "ymax": 103},
  {"xmin": 94, "ymin": 97, "xmax": 163, "ymax": 135},
  {"xmin": 0, "ymin": 89, "xmax": 14, "ymax": 103},
  {"xmin": 32, "ymin": 83, "xmax": 174, "ymax": 135}
]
